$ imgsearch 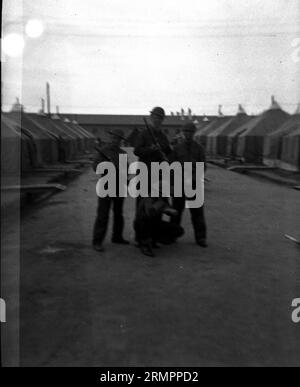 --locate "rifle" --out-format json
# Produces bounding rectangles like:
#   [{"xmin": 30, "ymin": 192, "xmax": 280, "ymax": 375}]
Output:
[
  {"xmin": 107, "ymin": 131, "xmax": 127, "ymax": 142},
  {"xmin": 95, "ymin": 145, "xmax": 118, "ymax": 168},
  {"xmin": 143, "ymin": 117, "xmax": 169, "ymax": 162}
]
